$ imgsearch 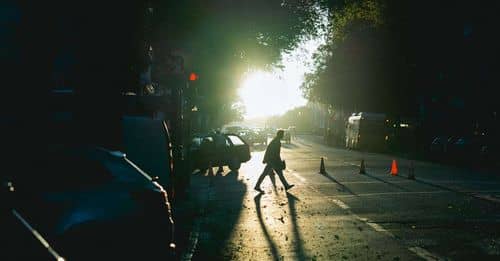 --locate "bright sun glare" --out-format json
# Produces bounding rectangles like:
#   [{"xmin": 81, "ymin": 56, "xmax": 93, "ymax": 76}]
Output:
[
  {"xmin": 238, "ymin": 38, "xmax": 322, "ymax": 119},
  {"xmin": 238, "ymin": 6, "xmax": 328, "ymax": 120},
  {"xmin": 239, "ymin": 71, "xmax": 304, "ymax": 119}
]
